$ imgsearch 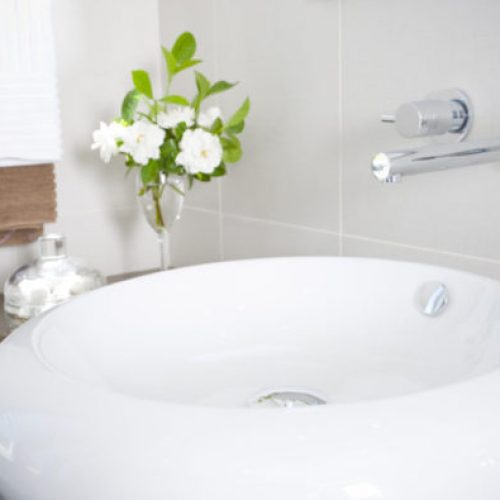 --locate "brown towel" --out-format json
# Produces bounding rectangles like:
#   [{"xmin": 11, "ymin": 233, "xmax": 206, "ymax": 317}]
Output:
[{"xmin": 0, "ymin": 164, "xmax": 57, "ymax": 246}]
